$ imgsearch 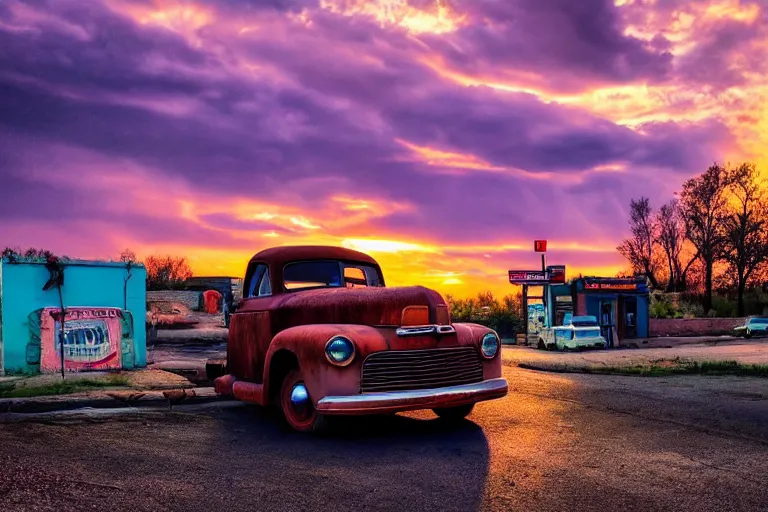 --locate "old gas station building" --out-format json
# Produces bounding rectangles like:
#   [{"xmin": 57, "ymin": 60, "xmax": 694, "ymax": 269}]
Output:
[
  {"xmin": 510, "ymin": 240, "xmax": 650, "ymax": 348},
  {"xmin": 549, "ymin": 277, "xmax": 650, "ymax": 347}
]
